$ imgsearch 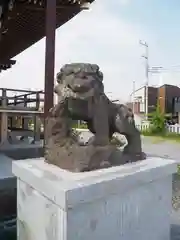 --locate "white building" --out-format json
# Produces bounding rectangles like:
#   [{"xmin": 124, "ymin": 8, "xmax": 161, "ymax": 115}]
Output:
[{"xmin": 130, "ymin": 85, "xmax": 157, "ymax": 114}]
